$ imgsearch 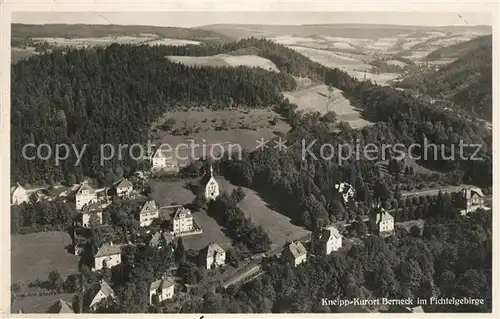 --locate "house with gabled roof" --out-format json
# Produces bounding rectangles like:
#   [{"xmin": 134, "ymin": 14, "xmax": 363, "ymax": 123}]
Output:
[
  {"xmin": 283, "ymin": 240, "xmax": 307, "ymax": 267},
  {"xmin": 200, "ymin": 165, "xmax": 219, "ymax": 201},
  {"xmin": 88, "ymin": 279, "xmax": 116, "ymax": 311},
  {"xmin": 151, "ymin": 147, "xmax": 179, "ymax": 173},
  {"xmin": 75, "ymin": 181, "xmax": 97, "ymax": 210},
  {"xmin": 11, "ymin": 183, "xmax": 28, "ymax": 205},
  {"xmin": 460, "ymin": 187, "xmax": 486, "ymax": 214},
  {"xmin": 370, "ymin": 205, "xmax": 394, "ymax": 238},
  {"xmin": 318, "ymin": 225, "xmax": 342, "ymax": 255},
  {"xmin": 114, "ymin": 178, "xmax": 133, "ymax": 198},
  {"xmin": 139, "ymin": 200, "xmax": 159, "ymax": 227},
  {"xmin": 201, "ymin": 242, "xmax": 226, "ymax": 270},
  {"xmin": 172, "ymin": 207, "xmax": 194, "ymax": 234},
  {"xmin": 47, "ymin": 299, "xmax": 74, "ymax": 313},
  {"xmin": 149, "ymin": 275, "xmax": 176, "ymax": 305},
  {"xmin": 93, "ymin": 242, "xmax": 121, "ymax": 271}
]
